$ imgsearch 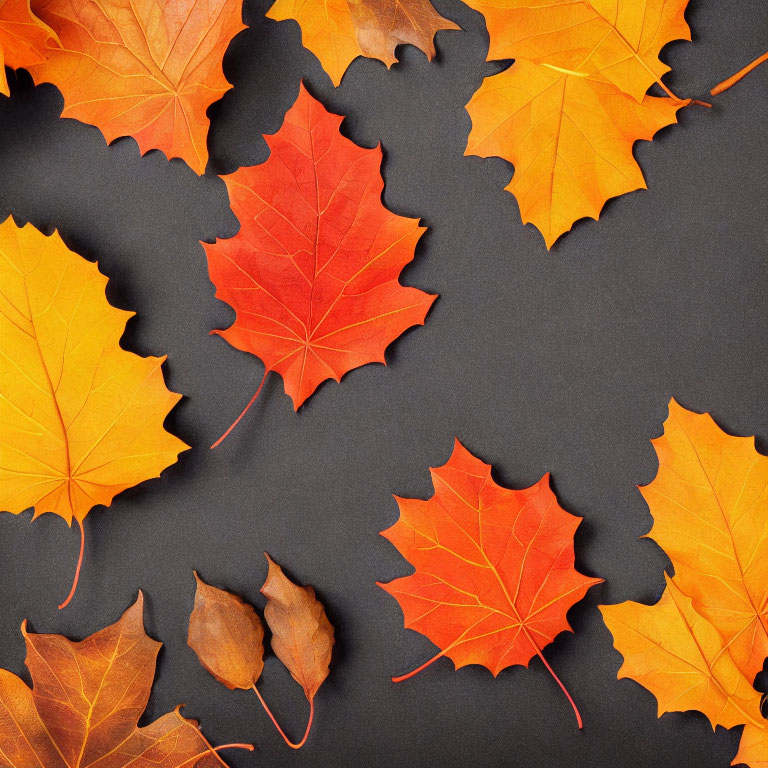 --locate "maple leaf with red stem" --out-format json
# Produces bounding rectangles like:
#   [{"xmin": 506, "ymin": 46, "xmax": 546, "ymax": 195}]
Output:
[
  {"xmin": 378, "ymin": 439, "xmax": 602, "ymax": 728},
  {"xmin": 204, "ymin": 84, "xmax": 436, "ymax": 445}
]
